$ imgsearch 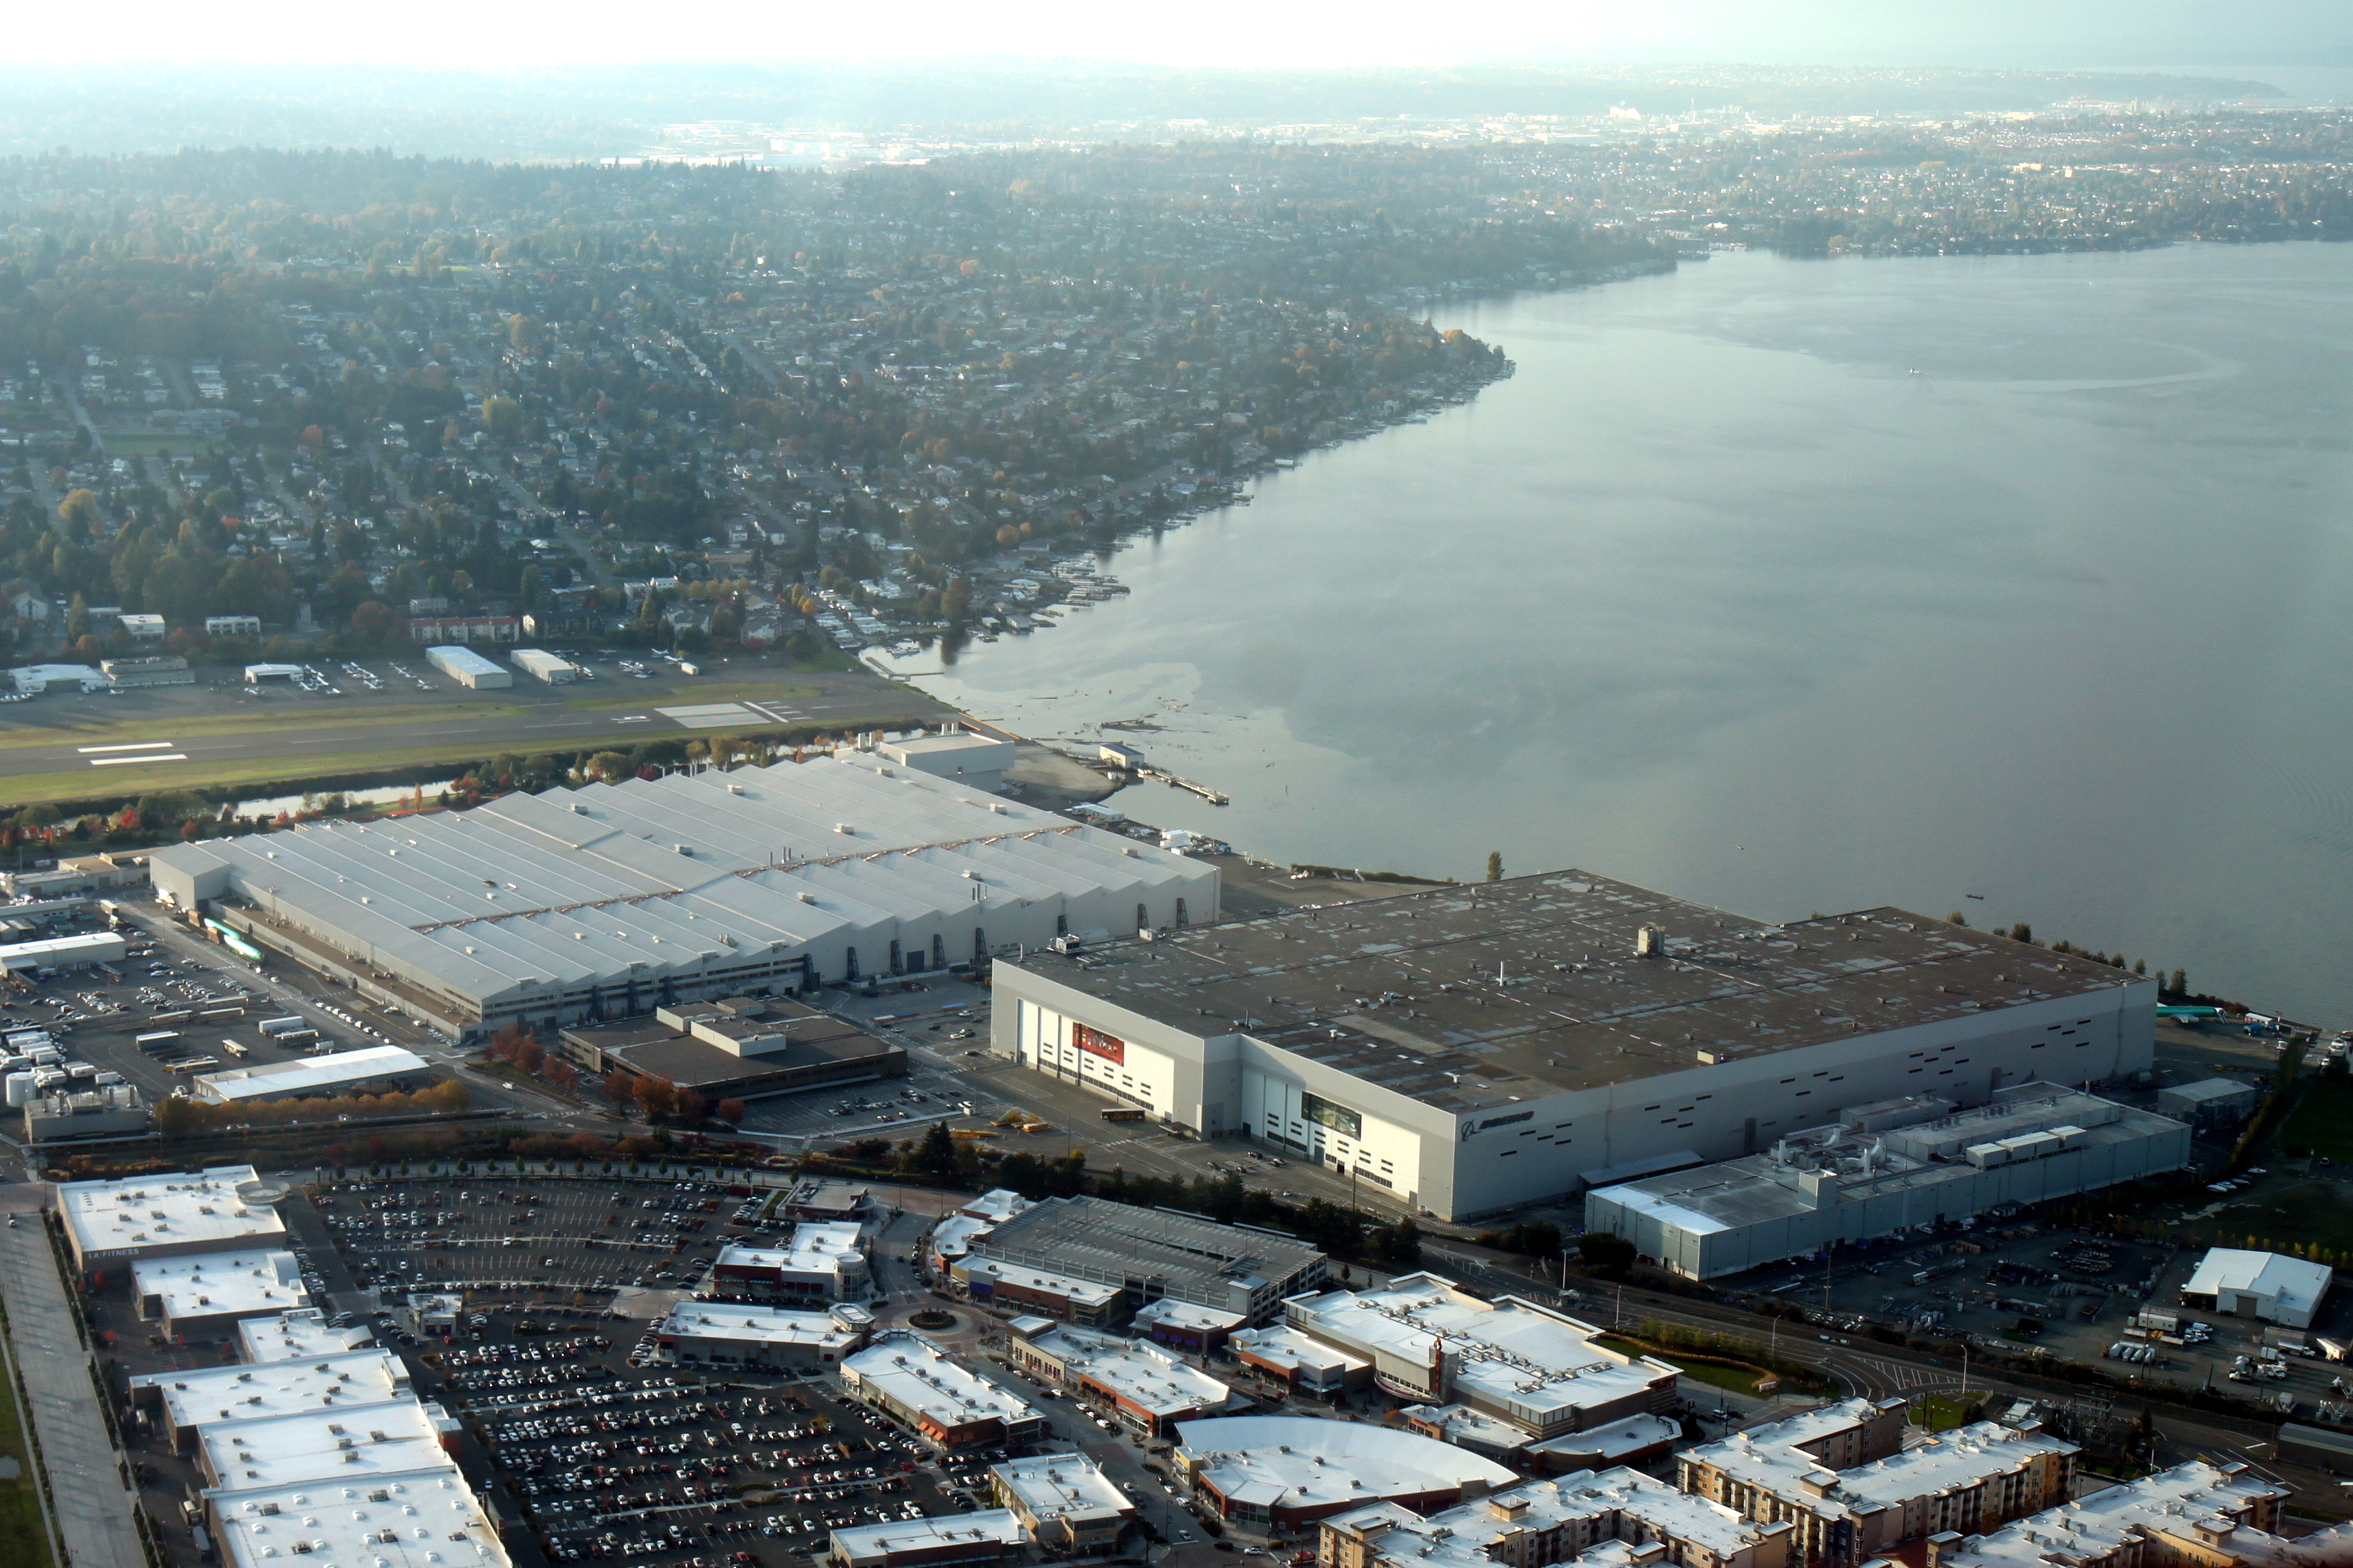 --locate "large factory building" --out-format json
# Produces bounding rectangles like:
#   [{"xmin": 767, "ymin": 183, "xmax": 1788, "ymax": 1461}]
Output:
[
  {"xmin": 147, "ymin": 752, "xmax": 1214, "ymax": 1042},
  {"xmin": 989, "ymin": 872, "xmax": 2154, "ymax": 1223}
]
